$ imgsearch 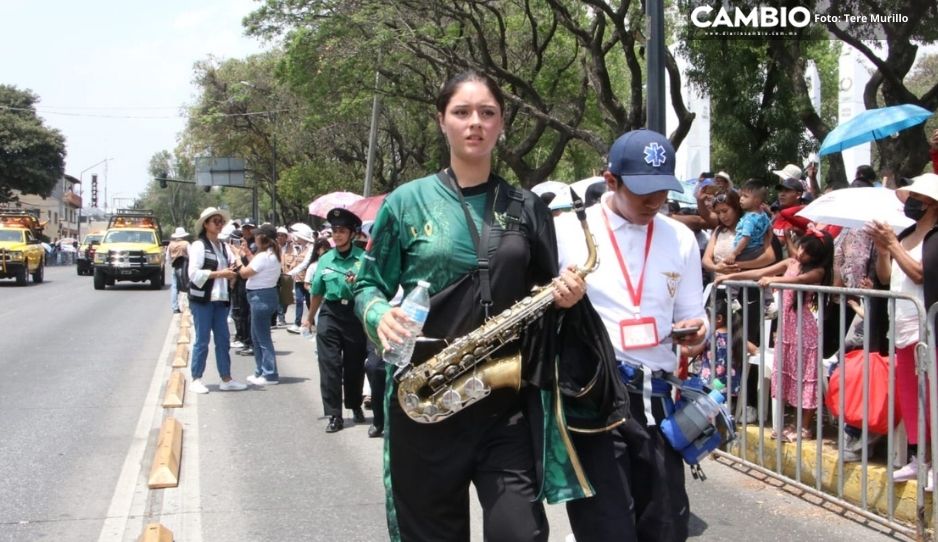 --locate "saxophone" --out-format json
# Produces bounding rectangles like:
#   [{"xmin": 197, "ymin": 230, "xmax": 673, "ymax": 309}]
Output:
[{"xmin": 397, "ymin": 190, "xmax": 599, "ymax": 423}]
